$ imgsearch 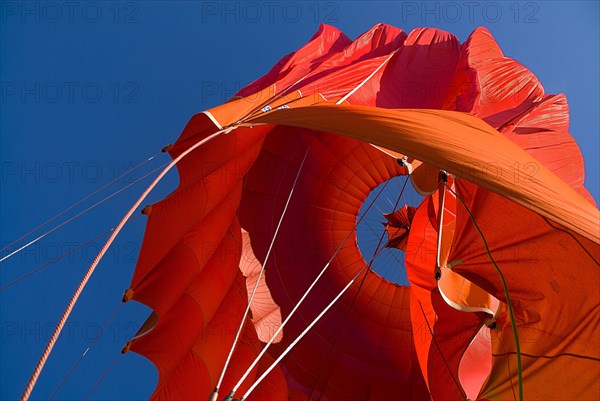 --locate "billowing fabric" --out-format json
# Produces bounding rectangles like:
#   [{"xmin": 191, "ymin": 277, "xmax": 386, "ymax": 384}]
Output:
[
  {"xmin": 125, "ymin": 23, "xmax": 599, "ymax": 401},
  {"xmin": 449, "ymin": 181, "xmax": 600, "ymax": 400},
  {"xmin": 384, "ymin": 205, "xmax": 416, "ymax": 251},
  {"xmin": 239, "ymin": 229, "xmax": 283, "ymax": 344}
]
